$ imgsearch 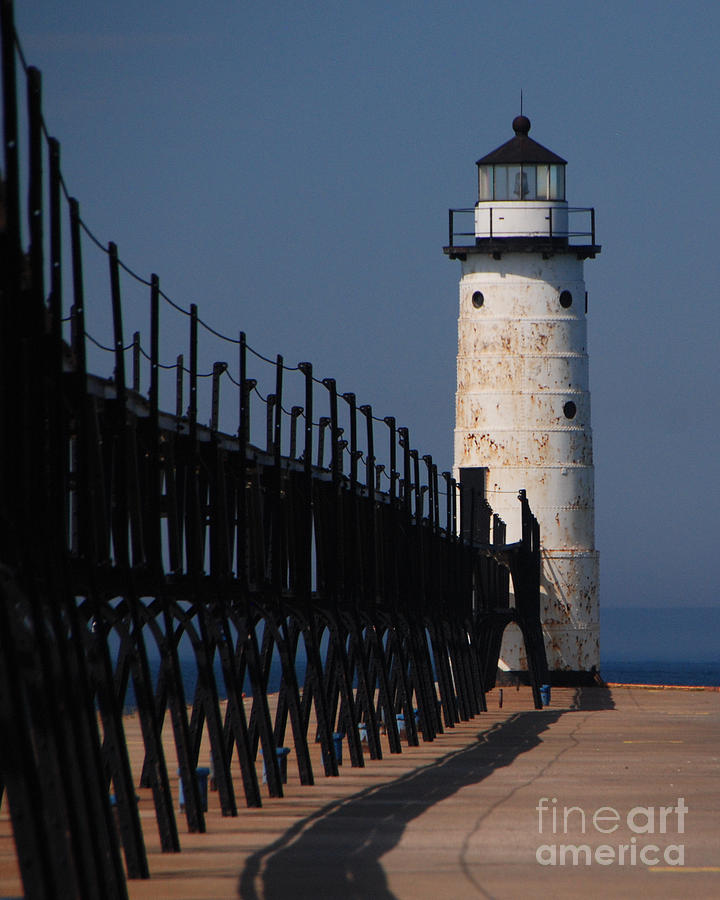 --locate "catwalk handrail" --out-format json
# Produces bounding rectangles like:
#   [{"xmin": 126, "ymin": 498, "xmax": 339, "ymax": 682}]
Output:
[{"xmin": 0, "ymin": 4, "xmax": 548, "ymax": 898}]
